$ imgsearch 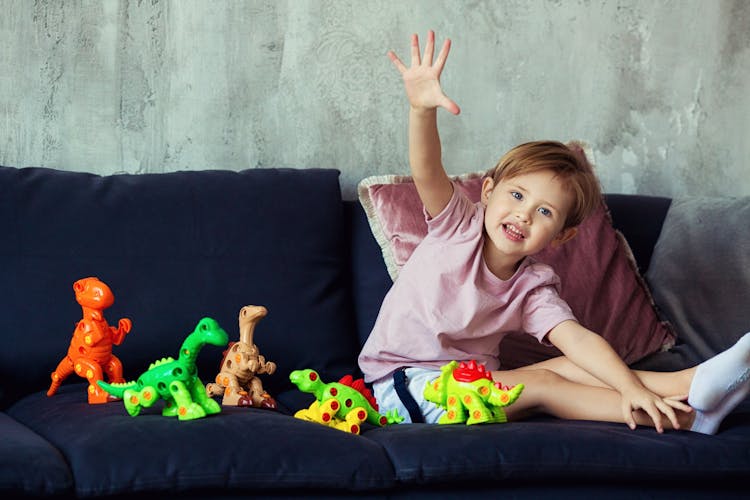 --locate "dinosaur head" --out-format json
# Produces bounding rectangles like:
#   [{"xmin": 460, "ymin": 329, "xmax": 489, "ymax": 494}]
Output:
[
  {"xmin": 73, "ymin": 277, "xmax": 114, "ymax": 309},
  {"xmin": 239, "ymin": 305, "xmax": 267, "ymax": 323},
  {"xmin": 289, "ymin": 369, "xmax": 322, "ymax": 394},
  {"xmin": 192, "ymin": 317, "xmax": 229, "ymax": 347}
]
